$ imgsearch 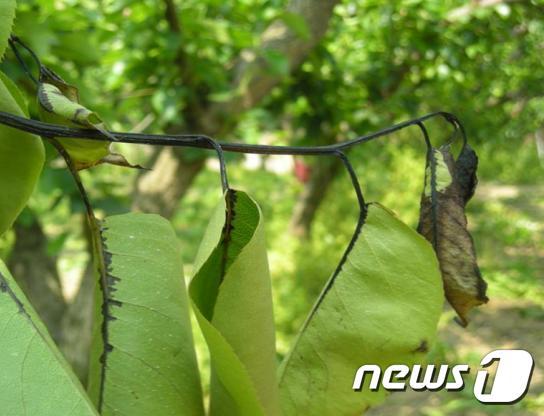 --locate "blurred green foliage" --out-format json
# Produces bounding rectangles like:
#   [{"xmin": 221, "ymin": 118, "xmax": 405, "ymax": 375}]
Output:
[{"xmin": 0, "ymin": 0, "xmax": 542, "ymax": 413}]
